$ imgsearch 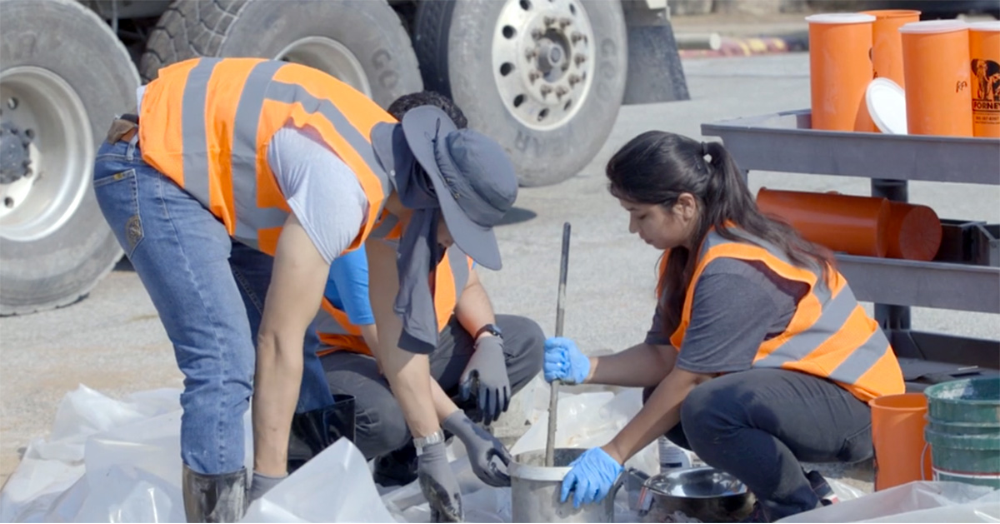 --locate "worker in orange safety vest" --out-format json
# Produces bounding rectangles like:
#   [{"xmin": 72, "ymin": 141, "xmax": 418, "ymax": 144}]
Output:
[
  {"xmin": 93, "ymin": 58, "xmax": 518, "ymax": 522},
  {"xmin": 541, "ymin": 131, "xmax": 905, "ymax": 522}
]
